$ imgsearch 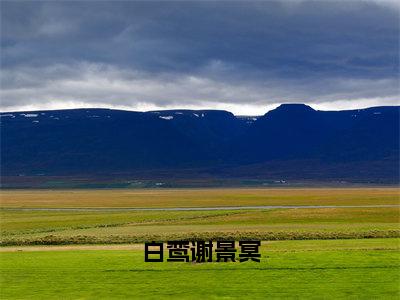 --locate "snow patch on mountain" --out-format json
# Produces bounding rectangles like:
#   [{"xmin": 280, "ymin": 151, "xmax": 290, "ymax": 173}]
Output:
[
  {"xmin": 159, "ymin": 116, "xmax": 174, "ymax": 120},
  {"xmin": 21, "ymin": 113, "xmax": 38, "ymax": 117}
]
